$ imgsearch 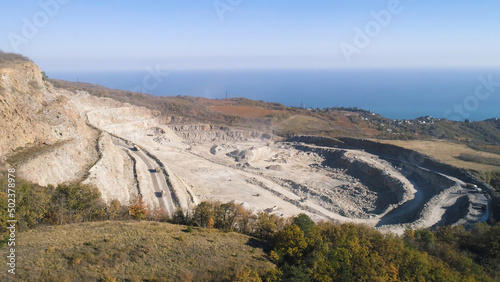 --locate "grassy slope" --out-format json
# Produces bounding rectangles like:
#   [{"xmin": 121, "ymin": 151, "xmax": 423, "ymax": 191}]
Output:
[
  {"xmin": 376, "ymin": 139, "xmax": 500, "ymax": 173},
  {"xmin": 0, "ymin": 221, "xmax": 274, "ymax": 281}
]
